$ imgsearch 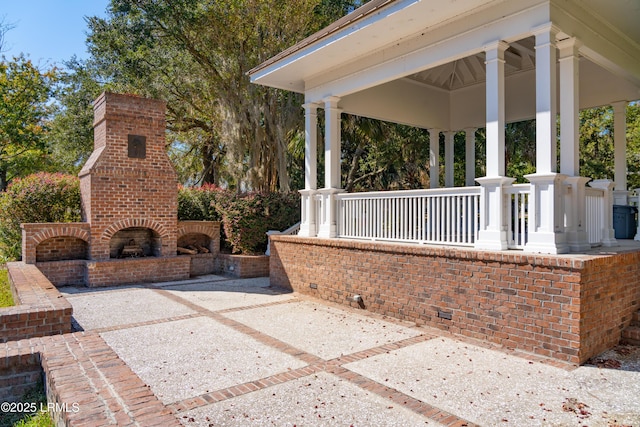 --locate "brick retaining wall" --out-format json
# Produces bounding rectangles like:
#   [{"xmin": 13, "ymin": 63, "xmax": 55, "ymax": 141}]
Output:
[
  {"xmin": 85, "ymin": 256, "xmax": 191, "ymax": 287},
  {"xmin": 216, "ymin": 254, "xmax": 270, "ymax": 278},
  {"xmin": 269, "ymin": 236, "xmax": 640, "ymax": 364},
  {"xmin": 1, "ymin": 262, "xmax": 72, "ymax": 343}
]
